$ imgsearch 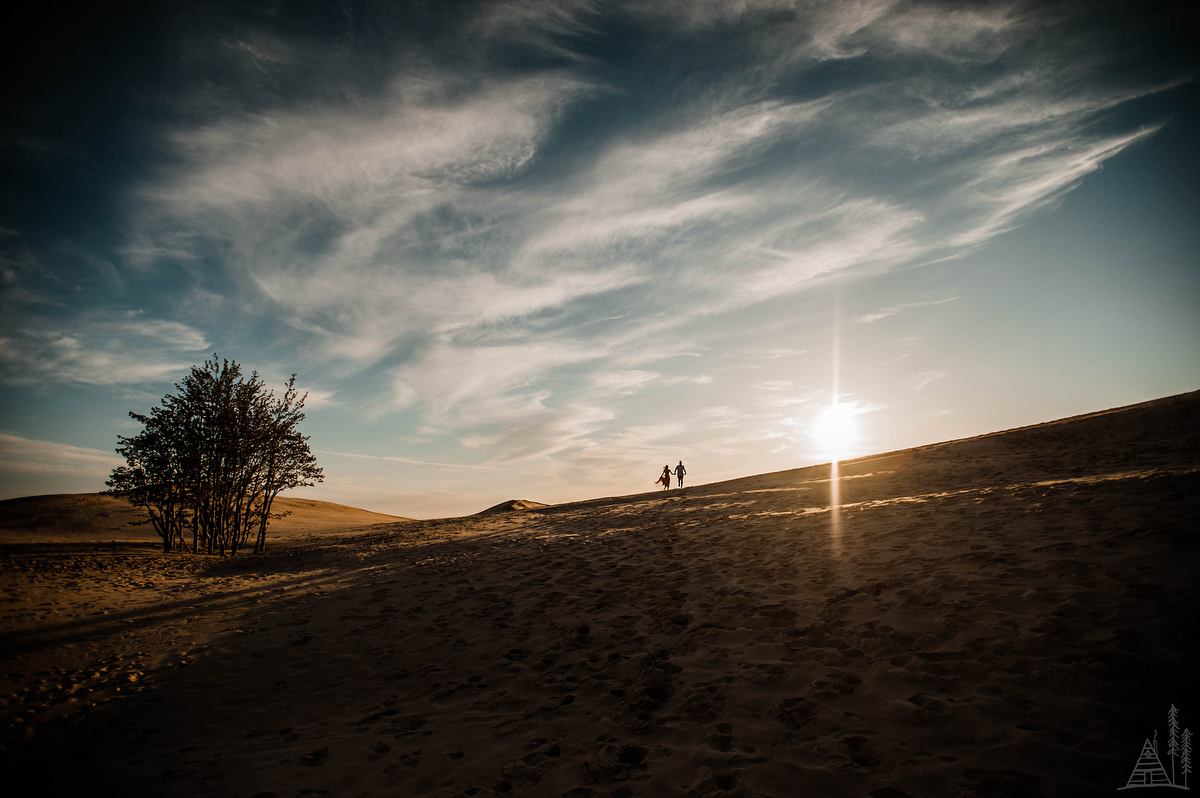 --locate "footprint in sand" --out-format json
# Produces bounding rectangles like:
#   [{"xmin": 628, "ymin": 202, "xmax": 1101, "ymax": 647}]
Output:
[
  {"xmin": 841, "ymin": 734, "xmax": 882, "ymax": 769},
  {"xmin": 581, "ymin": 736, "xmax": 651, "ymax": 784},
  {"xmin": 707, "ymin": 723, "xmax": 733, "ymax": 751},
  {"xmin": 810, "ymin": 670, "xmax": 861, "ymax": 697},
  {"xmin": 390, "ymin": 715, "xmax": 427, "ymax": 737},
  {"xmin": 684, "ymin": 767, "xmax": 743, "ymax": 796},
  {"xmin": 364, "ymin": 741, "xmax": 390, "ymax": 759},
  {"xmin": 499, "ymin": 737, "xmax": 563, "ymax": 786},
  {"xmin": 298, "ymin": 747, "xmax": 329, "ymax": 767},
  {"xmin": 438, "ymin": 743, "xmax": 464, "ymax": 760},
  {"xmin": 884, "ymin": 693, "xmax": 952, "ymax": 725},
  {"xmin": 776, "ymin": 697, "xmax": 818, "ymax": 730},
  {"xmin": 745, "ymin": 663, "xmax": 787, "ymax": 684}
]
